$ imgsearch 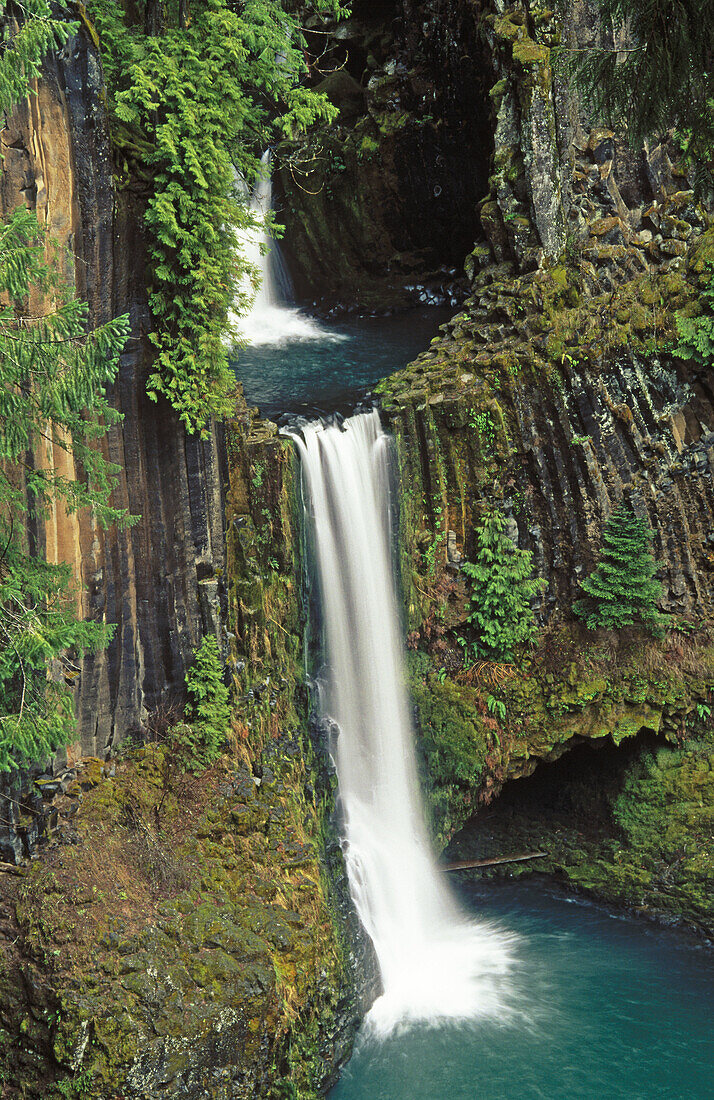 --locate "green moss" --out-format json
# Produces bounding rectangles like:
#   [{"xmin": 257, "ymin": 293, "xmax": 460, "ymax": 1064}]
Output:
[
  {"xmin": 2, "ymin": 424, "xmax": 354, "ymax": 1098},
  {"xmin": 408, "ymin": 652, "xmax": 492, "ymax": 845},
  {"xmin": 492, "ymin": 15, "xmax": 523, "ymax": 42},
  {"xmin": 512, "ymin": 38, "xmax": 550, "ymax": 65}
]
